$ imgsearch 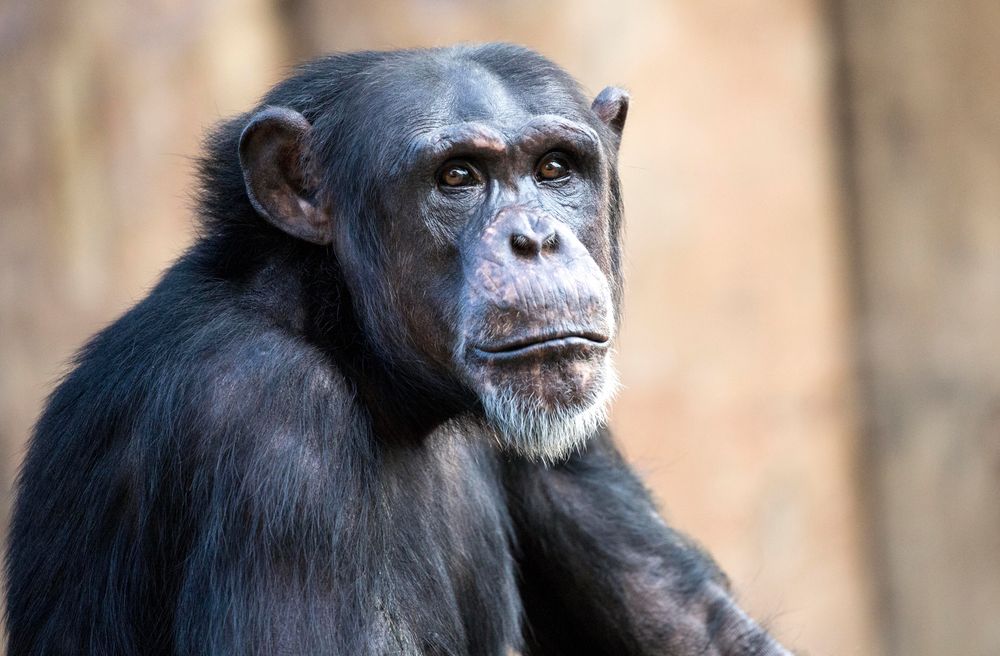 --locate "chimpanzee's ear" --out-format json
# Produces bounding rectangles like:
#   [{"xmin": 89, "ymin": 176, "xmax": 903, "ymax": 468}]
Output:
[
  {"xmin": 238, "ymin": 106, "xmax": 332, "ymax": 245},
  {"xmin": 591, "ymin": 86, "xmax": 630, "ymax": 138}
]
